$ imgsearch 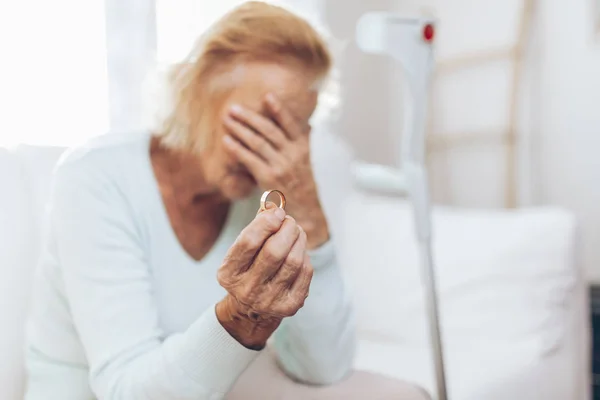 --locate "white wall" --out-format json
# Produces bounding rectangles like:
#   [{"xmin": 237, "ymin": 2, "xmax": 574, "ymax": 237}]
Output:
[
  {"xmin": 427, "ymin": 0, "xmax": 532, "ymax": 208},
  {"xmin": 325, "ymin": 0, "xmax": 600, "ymax": 282},
  {"xmin": 430, "ymin": 0, "xmax": 600, "ymax": 282},
  {"xmin": 538, "ymin": 0, "xmax": 600, "ymax": 282},
  {"xmin": 324, "ymin": 0, "xmax": 400, "ymax": 166}
]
